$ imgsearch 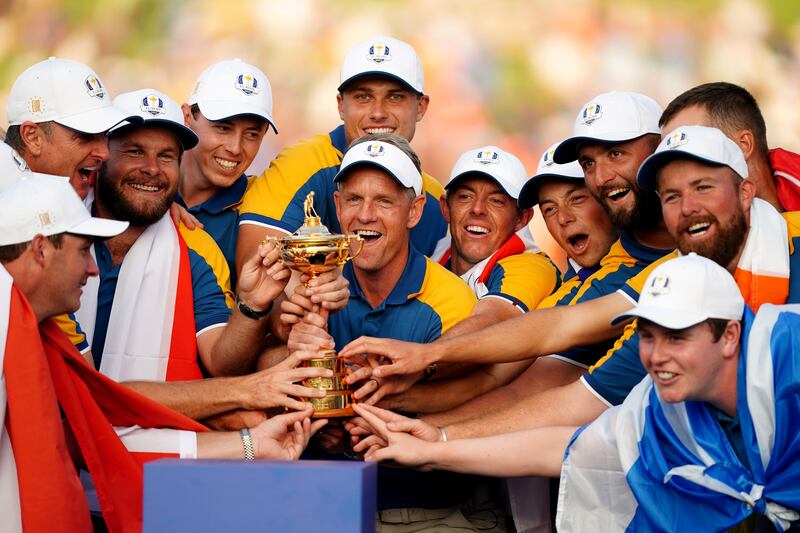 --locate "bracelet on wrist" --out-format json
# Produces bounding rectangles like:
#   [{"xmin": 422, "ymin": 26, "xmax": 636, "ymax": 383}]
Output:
[
  {"xmin": 236, "ymin": 295, "xmax": 272, "ymax": 320},
  {"xmin": 240, "ymin": 428, "xmax": 255, "ymax": 460},
  {"xmin": 437, "ymin": 426, "xmax": 448, "ymax": 443}
]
